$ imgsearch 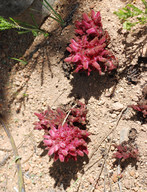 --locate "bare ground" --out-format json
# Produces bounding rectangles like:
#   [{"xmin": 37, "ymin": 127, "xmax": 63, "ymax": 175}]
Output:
[{"xmin": 0, "ymin": 0, "xmax": 147, "ymax": 192}]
